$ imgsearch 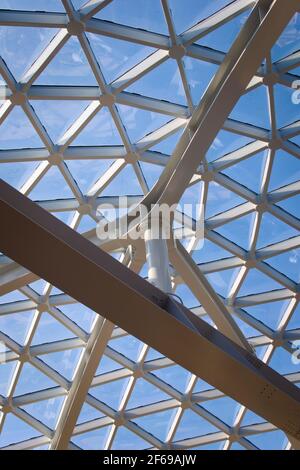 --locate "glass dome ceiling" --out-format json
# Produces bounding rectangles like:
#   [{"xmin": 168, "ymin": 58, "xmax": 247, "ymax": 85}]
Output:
[{"xmin": 0, "ymin": 0, "xmax": 299, "ymax": 451}]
